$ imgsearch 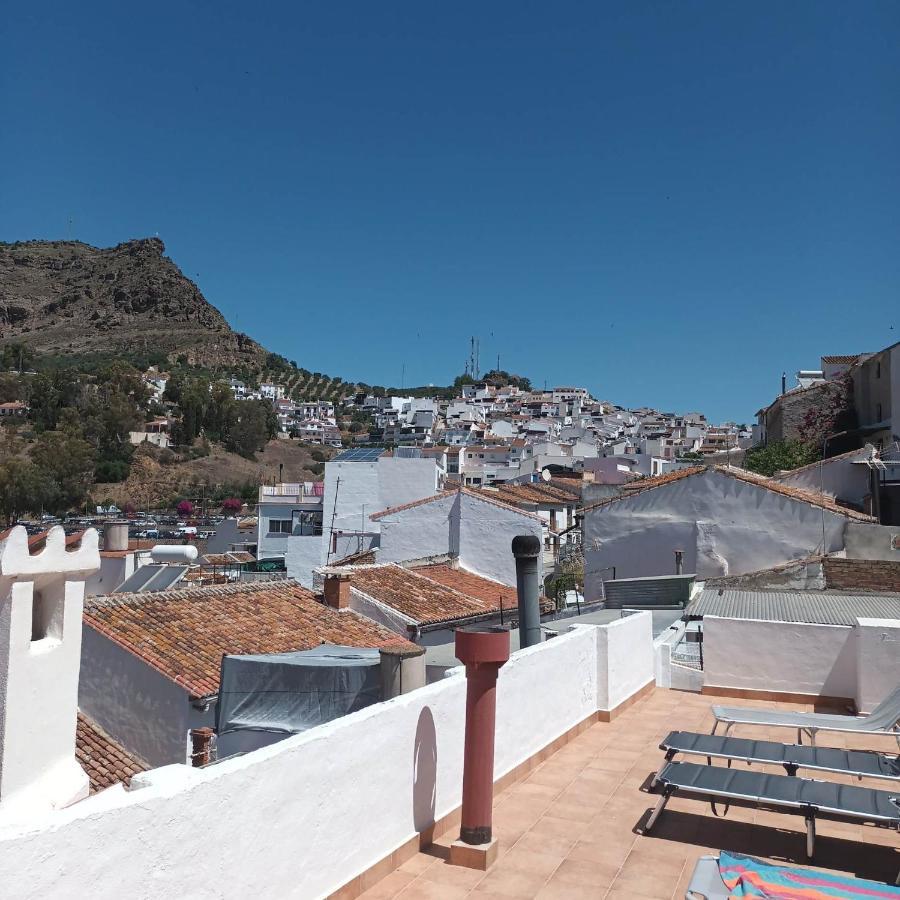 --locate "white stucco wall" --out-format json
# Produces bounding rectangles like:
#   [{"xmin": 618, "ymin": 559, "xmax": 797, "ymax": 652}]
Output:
[
  {"xmin": 323, "ymin": 460, "xmax": 381, "ymax": 550},
  {"xmin": 702, "ymin": 616, "xmax": 857, "ymax": 699},
  {"xmin": 584, "ymin": 469, "xmax": 853, "ymax": 598},
  {"xmin": 855, "ymin": 618, "xmax": 900, "ymax": 713},
  {"xmin": 377, "ymin": 457, "xmax": 439, "ymax": 511},
  {"xmin": 79, "ymin": 627, "xmax": 191, "ymax": 767},
  {"xmin": 85, "ymin": 555, "xmax": 134, "ymax": 598},
  {"xmin": 0, "ymin": 624, "xmax": 650, "ymax": 899},
  {"xmin": 0, "ymin": 527, "xmax": 100, "ymax": 816},
  {"xmin": 377, "ymin": 493, "xmax": 459, "ymax": 564},
  {"xmin": 458, "ymin": 493, "xmax": 543, "ymax": 586},
  {"xmin": 843, "ymin": 522, "xmax": 900, "ymax": 562},
  {"xmin": 285, "ymin": 535, "xmax": 325, "ymax": 588},
  {"xmin": 771, "ymin": 448, "xmax": 872, "ymax": 505},
  {"xmin": 591, "ymin": 612, "xmax": 655, "ymax": 712}
]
